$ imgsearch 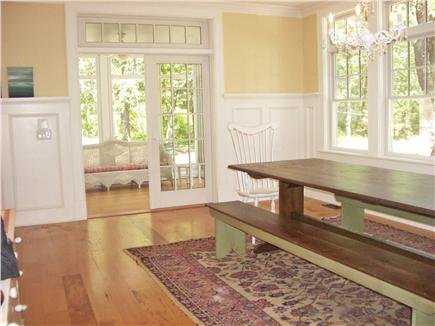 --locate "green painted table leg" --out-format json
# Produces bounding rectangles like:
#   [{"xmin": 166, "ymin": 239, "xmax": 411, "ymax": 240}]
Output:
[
  {"xmin": 412, "ymin": 309, "xmax": 435, "ymax": 325},
  {"xmin": 215, "ymin": 219, "xmax": 246, "ymax": 258},
  {"xmin": 336, "ymin": 196, "xmax": 365, "ymax": 233}
]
